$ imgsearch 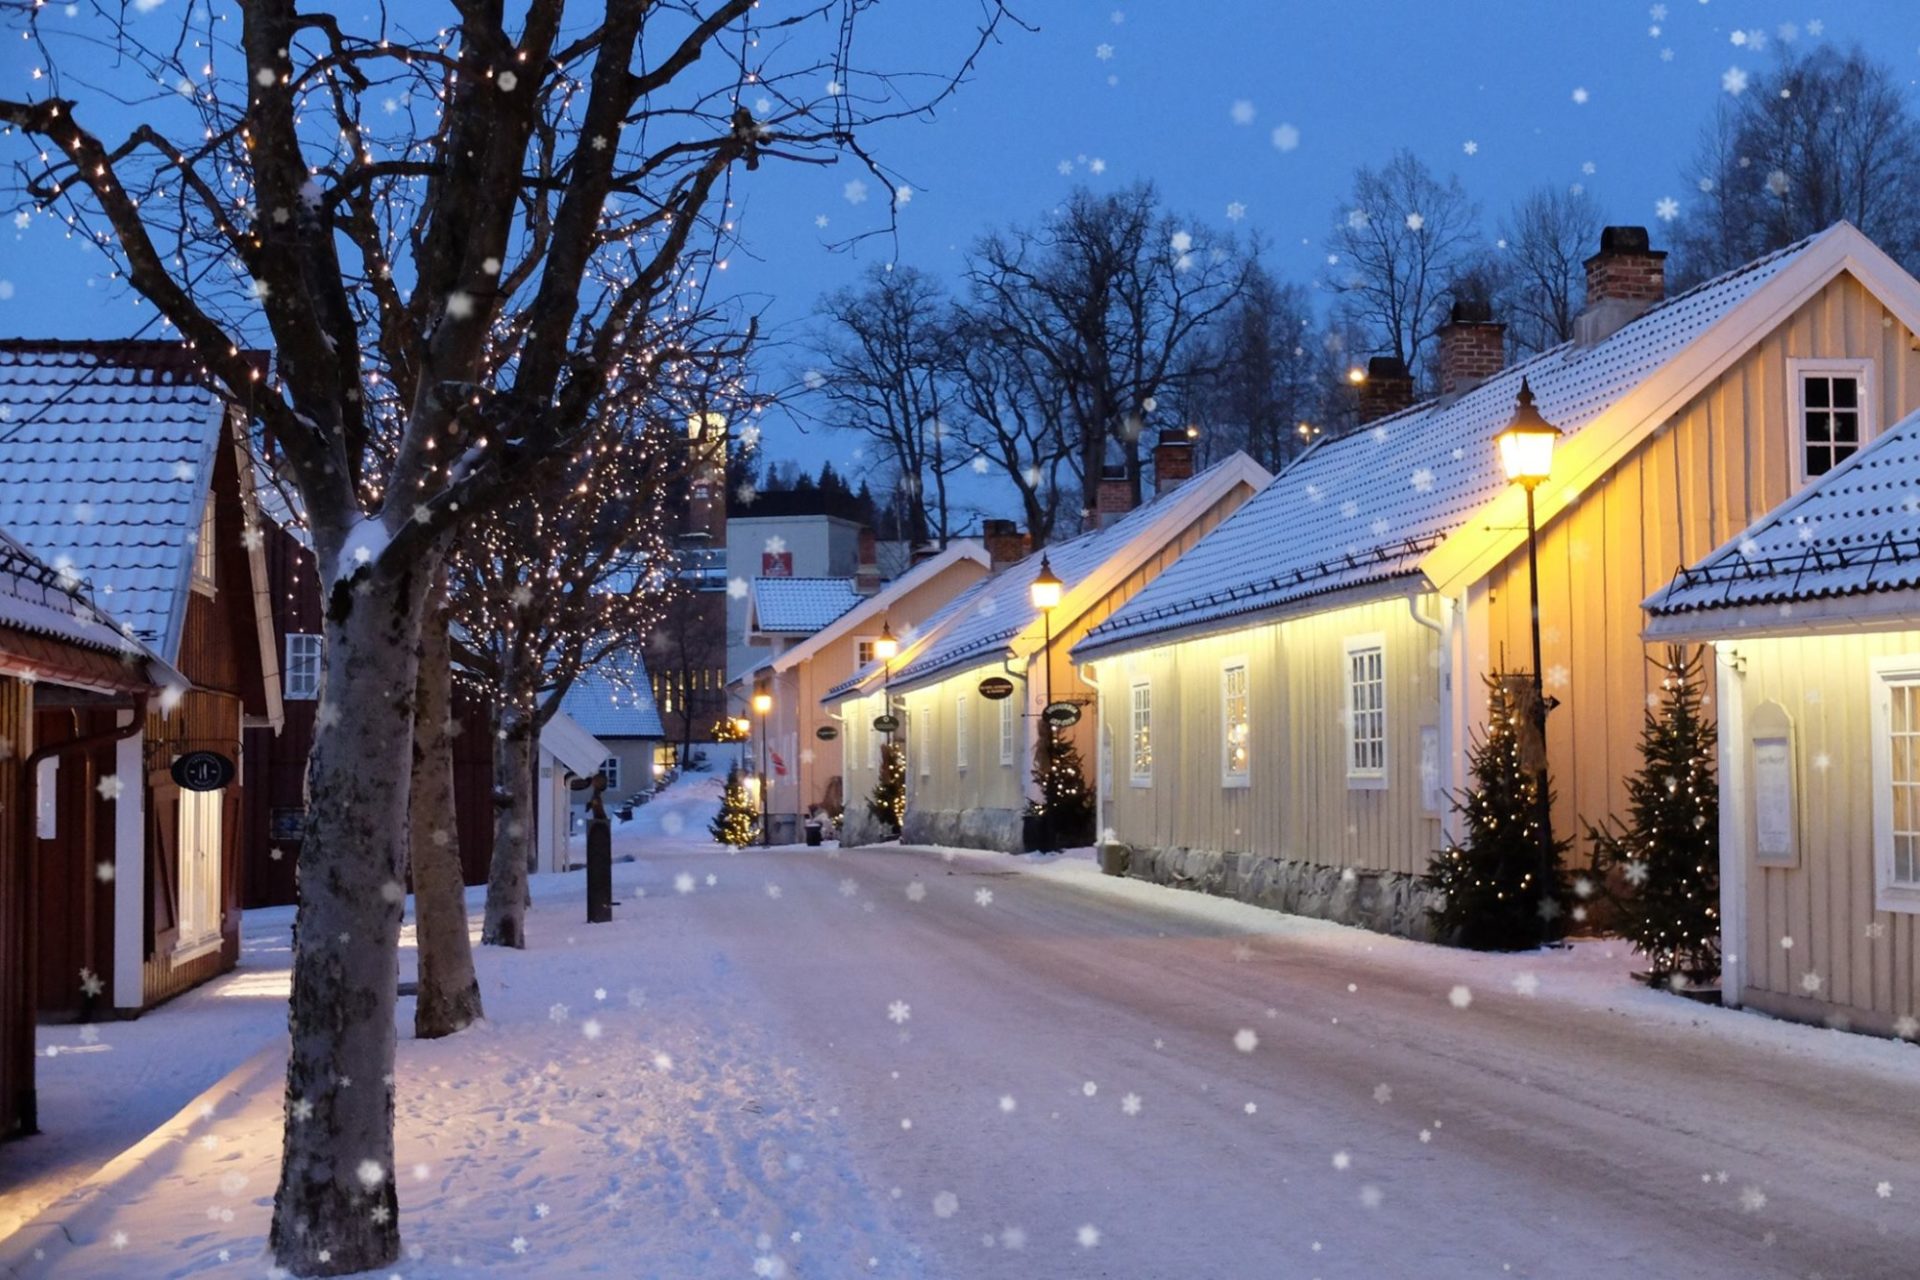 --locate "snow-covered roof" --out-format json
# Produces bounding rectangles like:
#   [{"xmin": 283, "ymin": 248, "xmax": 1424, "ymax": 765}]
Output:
[
  {"xmin": 0, "ymin": 526, "xmax": 151, "ymax": 661},
  {"xmin": 560, "ymin": 658, "xmax": 665, "ymax": 740},
  {"xmin": 1076, "ymin": 227, "xmax": 1864, "ymax": 658},
  {"xmin": 0, "ymin": 340, "xmax": 231, "ymax": 658},
  {"xmin": 1646, "ymin": 407, "xmax": 1920, "ymax": 628},
  {"xmin": 769, "ymin": 540, "xmax": 989, "ymax": 675},
  {"xmin": 750, "ymin": 576, "xmax": 861, "ymax": 635},
  {"xmin": 539, "ymin": 711, "xmax": 612, "ymax": 778},
  {"xmin": 836, "ymin": 452, "xmax": 1270, "ymax": 698}
]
